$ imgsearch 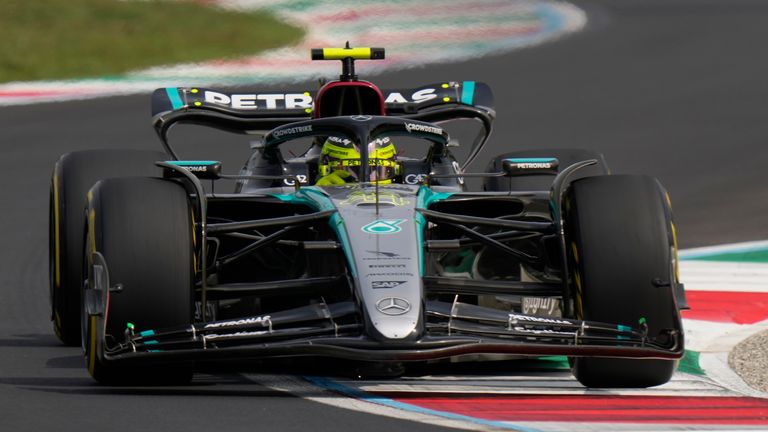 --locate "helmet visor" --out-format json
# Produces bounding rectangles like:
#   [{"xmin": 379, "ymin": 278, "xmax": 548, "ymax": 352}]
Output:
[{"xmin": 325, "ymin": 158, "xmax": 397, "ymax": 181}]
